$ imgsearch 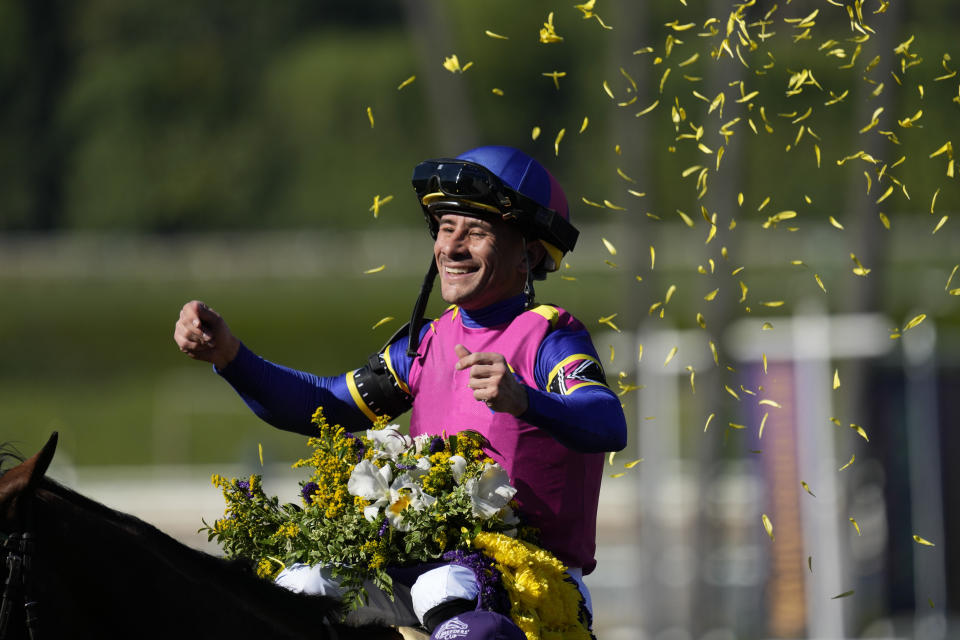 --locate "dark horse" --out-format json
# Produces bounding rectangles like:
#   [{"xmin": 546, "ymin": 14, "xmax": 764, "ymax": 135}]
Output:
[{"xmin": 0, "ymin": 433, "xmax": 402, "ymax": 639}]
